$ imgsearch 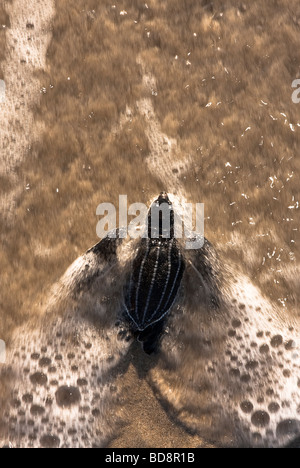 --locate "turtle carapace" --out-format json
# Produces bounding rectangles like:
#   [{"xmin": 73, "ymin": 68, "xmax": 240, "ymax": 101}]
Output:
[{"xmin": 123, "ymin": 192, "xmax": 185, "ymax": 353}]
